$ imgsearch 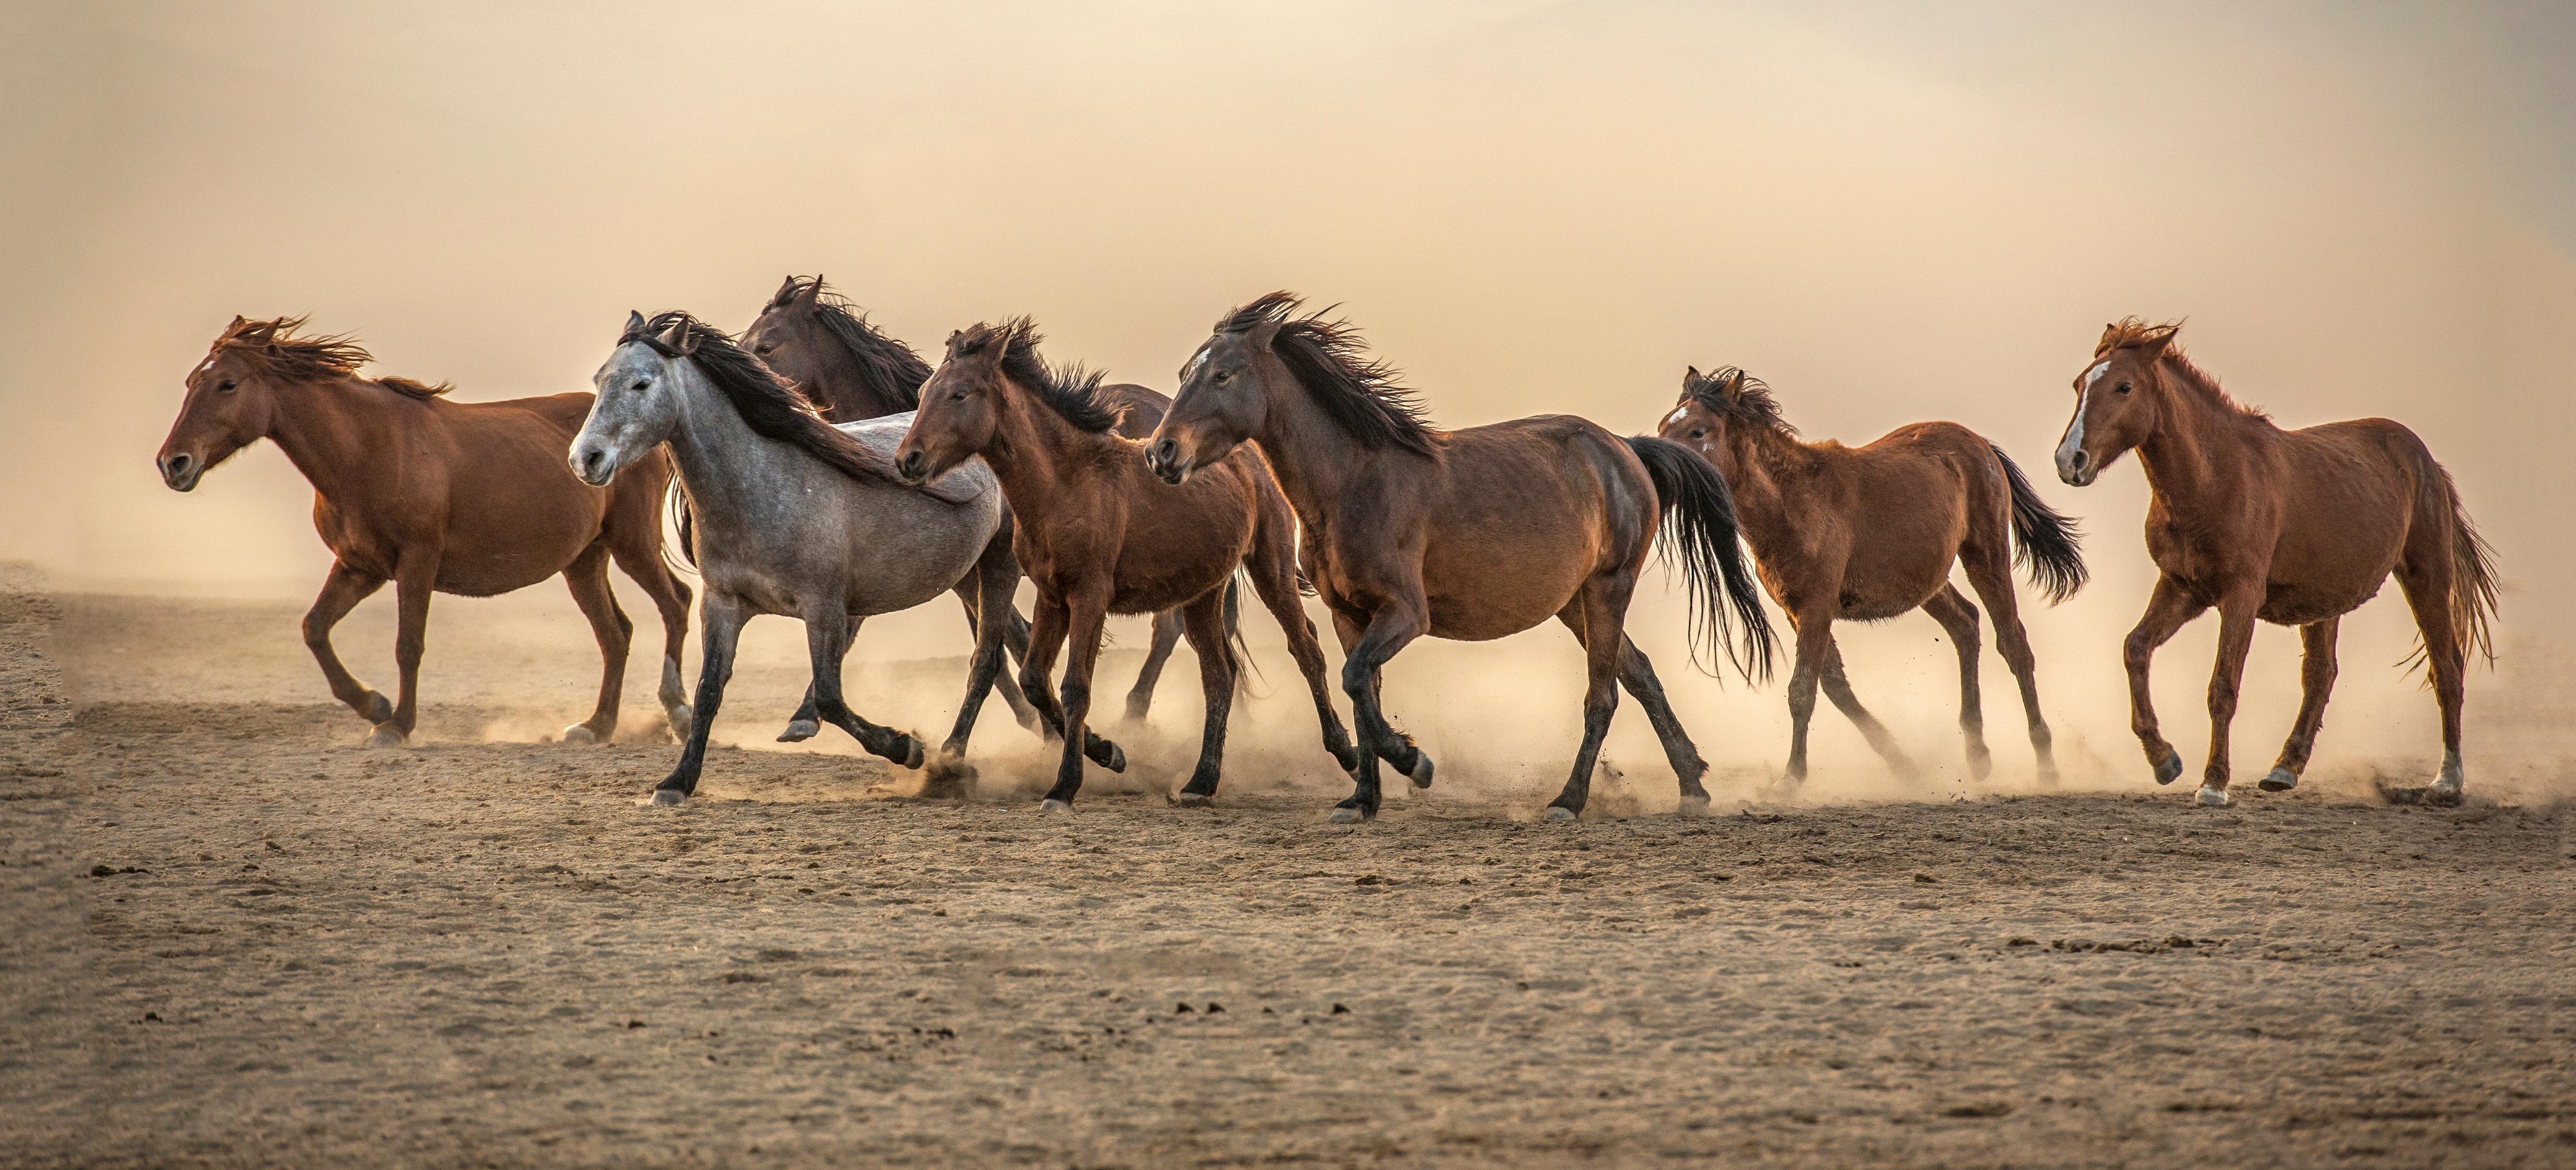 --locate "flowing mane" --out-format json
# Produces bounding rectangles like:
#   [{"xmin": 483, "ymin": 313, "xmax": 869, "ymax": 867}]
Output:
[
  {"xmin": 220, "ymin": 316, "xmax": 450, "ymax": 400},
  {"xmin": 1681, "ymin": 366, "xmax": 1795, "ymax": 437},
  {"xmin": 2097, "ymin": 316, "xmax": 2268, "ymax": 422},
  {"xmin": 952, "ymin": 317, "xmax": 1124, "ymax": 434},
  {"xmin": 624, "ymin": 310, "xmax": 933, "ymax": 495},
  {"xmin": 768, "ymin": 276, "xmax": 932, "ymax": 409},
  {"xmin": 1218, "ymin": 292, "xmax": 1440, "ymax": 457}
]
